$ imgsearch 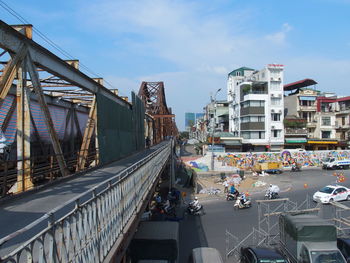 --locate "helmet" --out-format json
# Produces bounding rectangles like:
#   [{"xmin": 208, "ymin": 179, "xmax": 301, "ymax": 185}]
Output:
[
  {"xmin": 194, "ymin": 197, "xmax": 198, "ymax": 200},
  {"xmin": 270, "ymin": 184, "xmax": 272, "ymax": 187}
]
